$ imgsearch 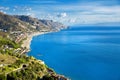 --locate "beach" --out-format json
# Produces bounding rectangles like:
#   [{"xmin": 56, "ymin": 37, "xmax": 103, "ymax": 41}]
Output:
[{"xmin": 21, "ymin": 32, "xmax": 47, "ymax": 51}]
